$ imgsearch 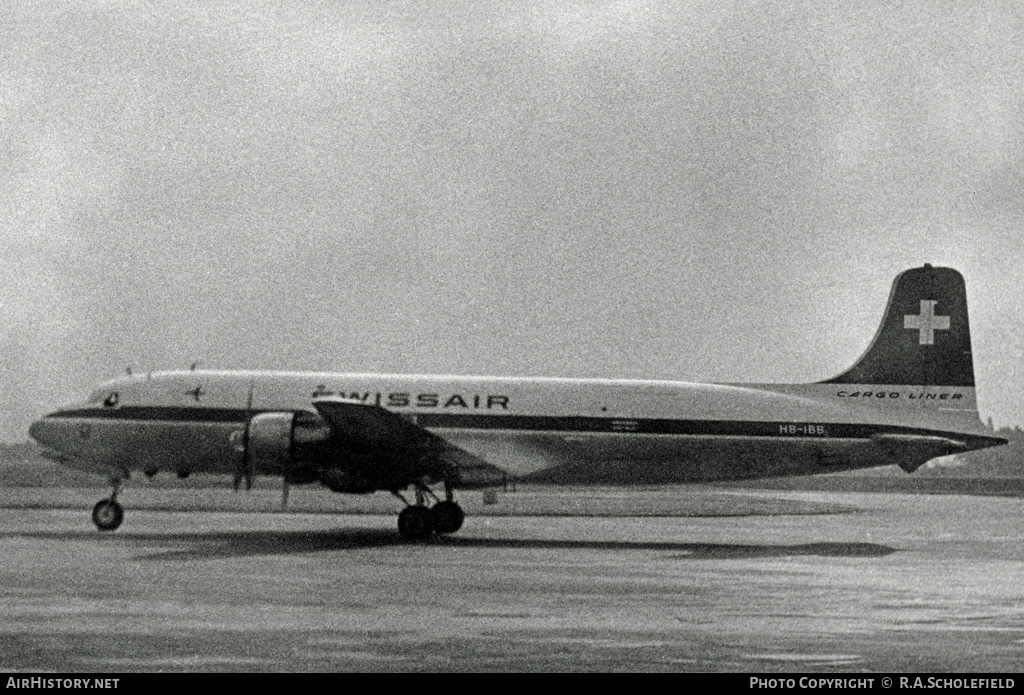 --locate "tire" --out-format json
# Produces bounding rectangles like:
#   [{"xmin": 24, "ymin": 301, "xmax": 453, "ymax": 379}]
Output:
[
  {"xmin": 92, "ymin": 499, "xmax": 124, "ymax": 531},
  {"xmin": 430, "ymin": 501, "xmax": 465, "ymax": 534},
  {"xmin": 397, "ymin": 505, "xmax": 433, "ymax": 541}
]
